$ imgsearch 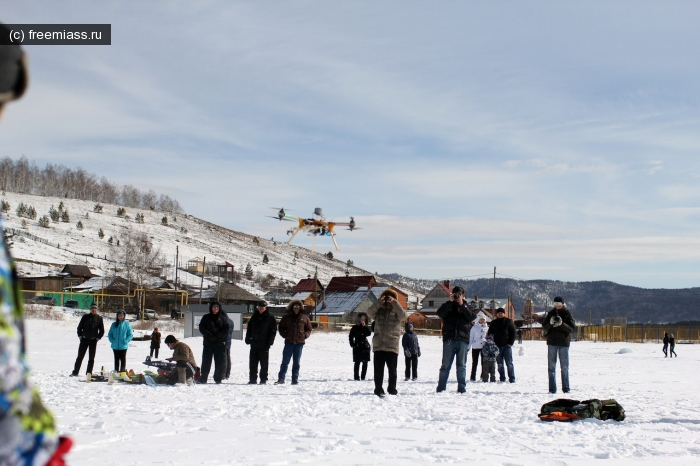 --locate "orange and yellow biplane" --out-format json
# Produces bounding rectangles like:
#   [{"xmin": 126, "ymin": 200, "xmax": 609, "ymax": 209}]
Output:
[{"xmin": 268, "ymin": 207, "xmax": 359, "ymax": 251}]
